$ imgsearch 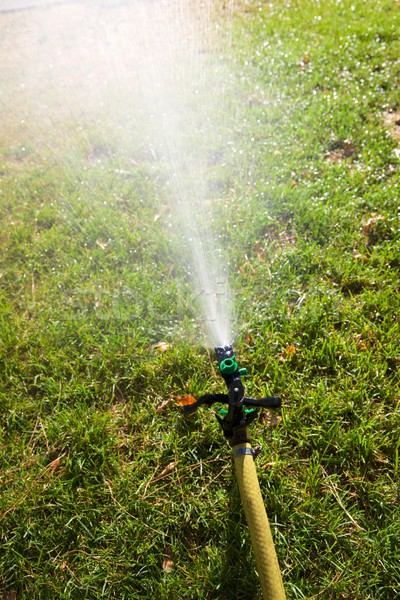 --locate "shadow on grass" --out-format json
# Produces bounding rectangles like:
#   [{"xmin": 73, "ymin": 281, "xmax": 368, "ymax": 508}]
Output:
[{"xmin": 208, "ymin": 483, "xmax": 261, "ymax": 600}]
